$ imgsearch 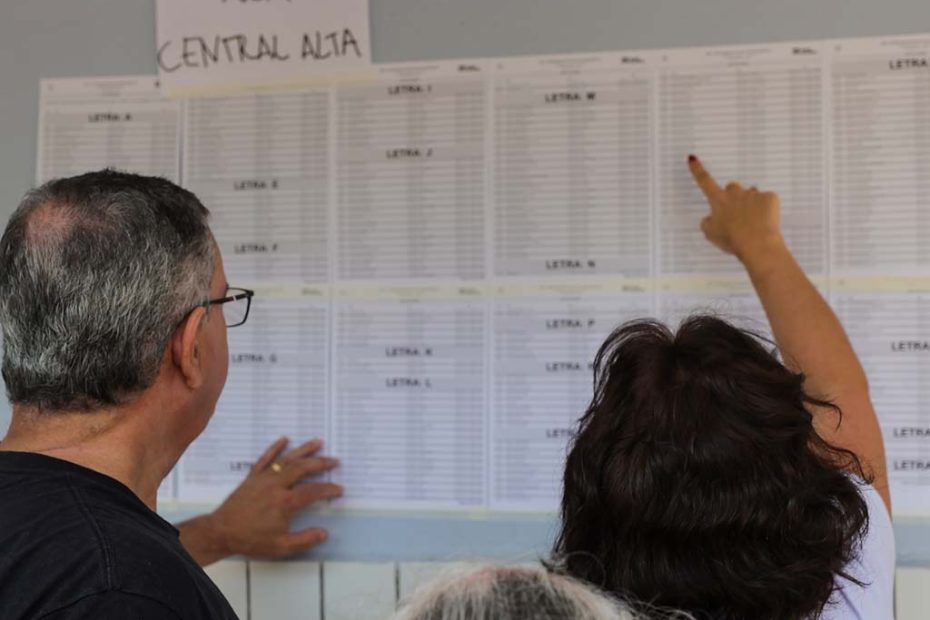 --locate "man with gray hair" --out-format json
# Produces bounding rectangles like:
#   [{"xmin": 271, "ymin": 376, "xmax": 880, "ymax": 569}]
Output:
[
  {"xmin": 0, "ymin": 170, "xmax": 342, "ymax": 618},
  {"xmin": 391, "ymin": 564, "xmax": 682, "ymax": 620}
]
